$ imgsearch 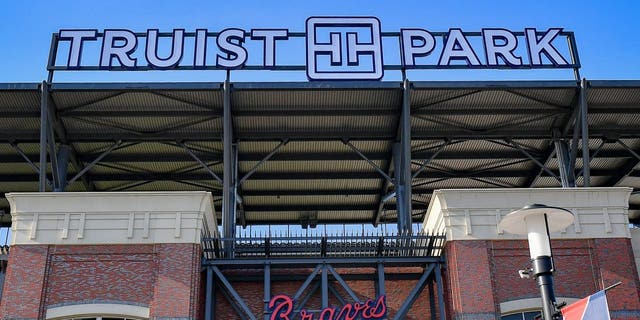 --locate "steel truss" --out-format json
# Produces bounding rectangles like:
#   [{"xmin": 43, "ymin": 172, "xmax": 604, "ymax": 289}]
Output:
[
  {"xmin": 202, "ymin": 233, "xmax": 446, "ymax": 320},
  {"xmin": 2, "ymin": 78, "xmax": 637, "ymax": 226}
]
